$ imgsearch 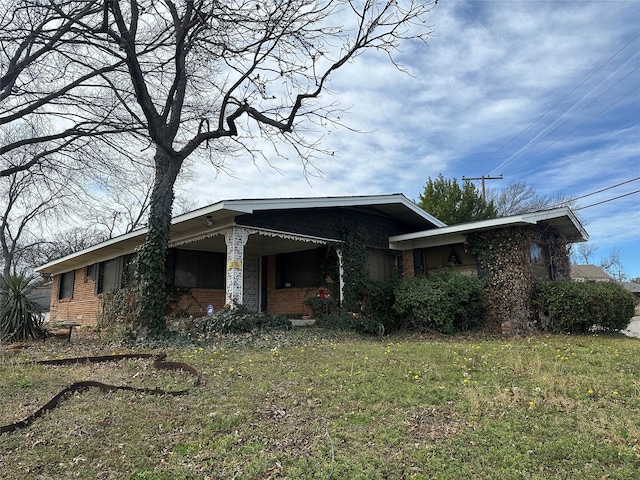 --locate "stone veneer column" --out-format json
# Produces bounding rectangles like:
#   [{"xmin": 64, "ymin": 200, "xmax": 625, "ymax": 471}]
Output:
[{"xmin": 224, "ymin": 227, "xmax": 250, "ymax": 307}]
